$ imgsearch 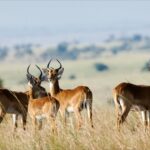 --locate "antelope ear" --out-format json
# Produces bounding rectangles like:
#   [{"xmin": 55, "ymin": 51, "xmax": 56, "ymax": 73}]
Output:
[
  {"xmin": 26, "ymin": 74, "xmax": 32, "ymax": 81},
  {"xmin": 41, "ymin": 75, "xmax": 49, "ymax": 82},
  {"xmin": 57, "ymin": 68, "xmax": 64, "ymax": 80},
  {"xmin": 58, "ymin": 68, "xmax": 64, "ymax": 76},
  {"xmin": 42, "ymin": 68, "xmax": 48, "ymax": 75}
]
